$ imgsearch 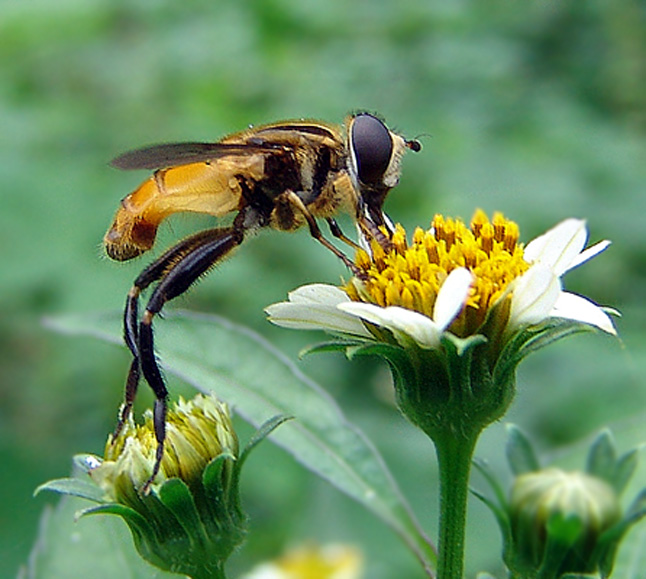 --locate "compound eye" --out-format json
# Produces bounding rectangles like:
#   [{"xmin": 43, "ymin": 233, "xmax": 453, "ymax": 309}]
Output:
[{"xmin": 351, "ymin": 114, "xmax": 393, "ymax": 185}]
